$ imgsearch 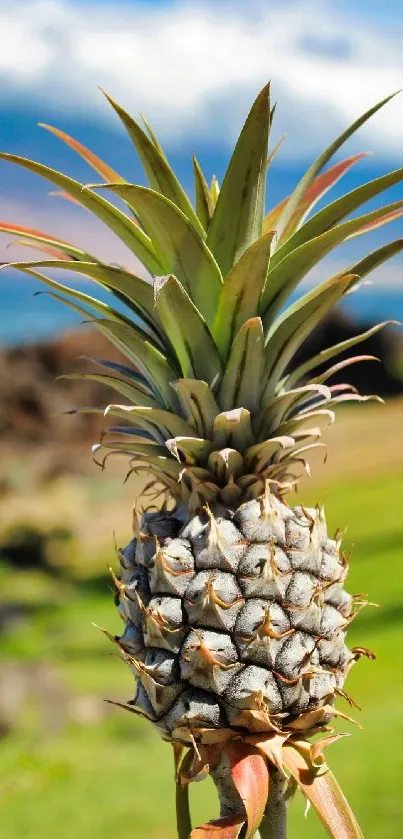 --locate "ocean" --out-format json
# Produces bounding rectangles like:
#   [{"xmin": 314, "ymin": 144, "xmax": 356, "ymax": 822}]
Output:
[{"xmin": 0, "ymin": 272, "xmax": 402, "ymax": 347}]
